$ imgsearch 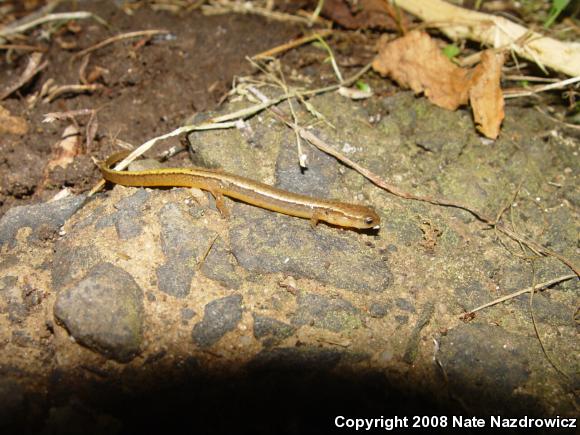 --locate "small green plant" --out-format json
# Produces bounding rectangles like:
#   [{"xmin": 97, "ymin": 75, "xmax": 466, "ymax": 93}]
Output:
[
  {"xmin": 544, "ymin": 0, "xmax": 570, "ymax": 28},
  {"xmin": 442, "ymin": 44, "xmax": 460, "ymax": 59}
]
